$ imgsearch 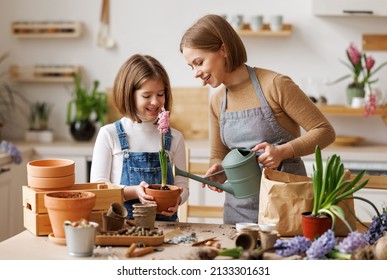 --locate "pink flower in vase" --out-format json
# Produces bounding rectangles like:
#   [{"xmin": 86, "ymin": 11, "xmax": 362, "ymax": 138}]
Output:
[{"xmin": 157, "ymin": 107, "xmax": 170, "ymax": 188}]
